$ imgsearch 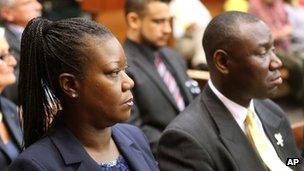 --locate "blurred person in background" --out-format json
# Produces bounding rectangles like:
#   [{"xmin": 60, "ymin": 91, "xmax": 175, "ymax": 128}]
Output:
[
  {"xmin": 169, "ymin": 0, "xmax": 212, "ymax": 69},
  {"xmin": 39, "ymin": 0, "xmax": 90, "ymax": 21},
  {"xmin": 284, "ymin": 0, "xmax": 304, "ymax": 47},
  {"xmin": 224, "ymin": 0, "xmax": 249, "ymax": 12},
  {"xmin": 0, "ymin": 27, "xmax": 22, "ymax": 171},
  {"xmin": 124, "ymin": 0, "xmax": 200, "ymax": 154},
  {"xmin": 0, "ymin": 0, "xmax": 42, "ymax": 104}
]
